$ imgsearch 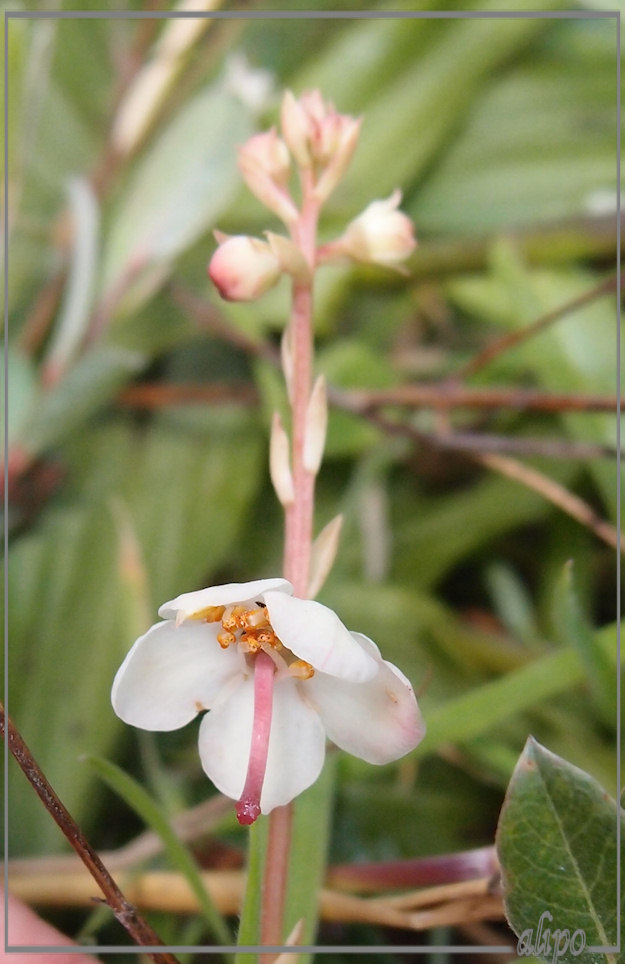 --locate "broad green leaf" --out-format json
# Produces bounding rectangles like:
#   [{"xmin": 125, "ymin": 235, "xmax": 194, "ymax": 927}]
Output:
[
  {"xmin": 496, "ymin": 738, "xmax": 620, "ymax": 963},
  {"xmin": 4, "ymin": 344, "xmax": 37, "ymax": 446},
  {"xmin": 412, "ymin": 35, "xmax": 616, "ymax": 234},
  {"xmin": 18, "ymin": 343, "xmax": 146, "ymax": 459},
  {"xmin": 331, "ymin": 0, "xmax": 573, "ymax": 209},
  {"xmin": 99, "ymin": 86, "xmax": 252, "ymax": 317},
  {"xmin": 84, "ymin": 754, "xmax": 232, "ymax": 950}
]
